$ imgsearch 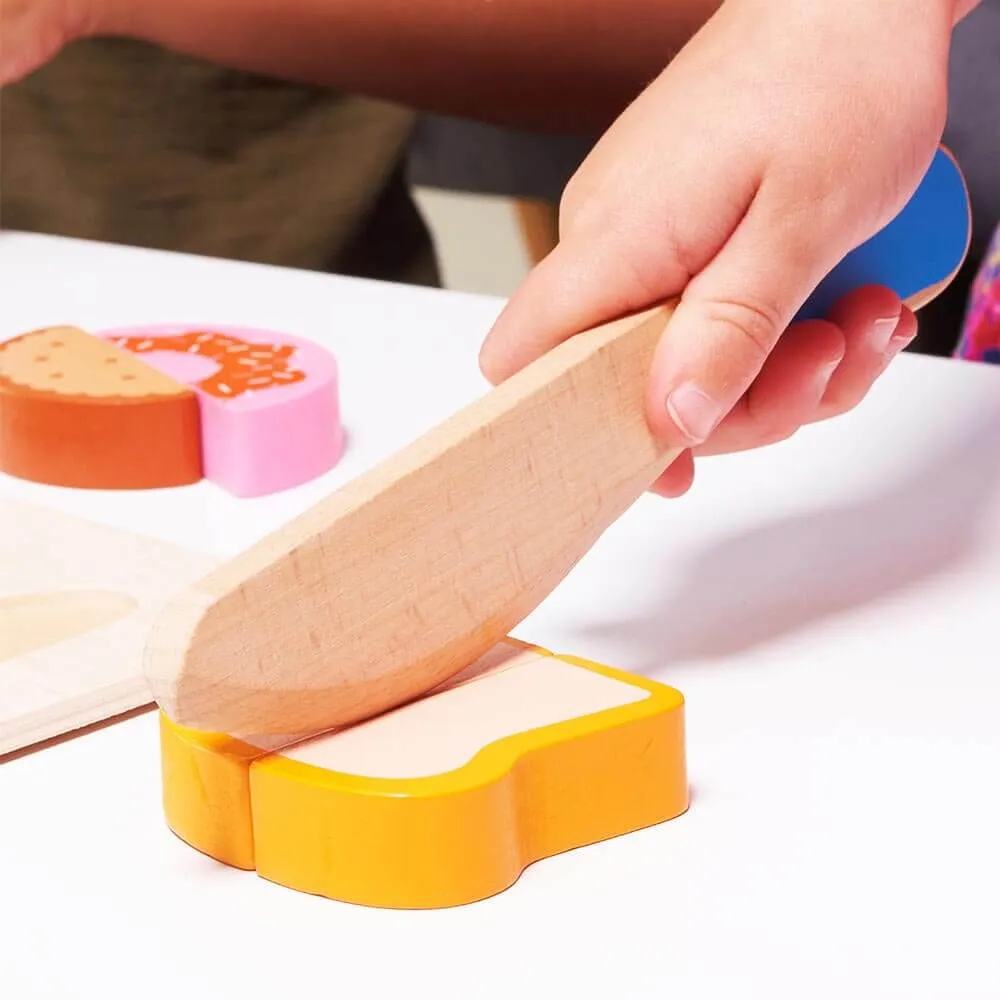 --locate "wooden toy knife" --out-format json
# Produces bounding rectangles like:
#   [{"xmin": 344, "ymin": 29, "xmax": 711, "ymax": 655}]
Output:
[{"xmin": 146, "ymin": 147, "xmax": 970, "ymax": 736}]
